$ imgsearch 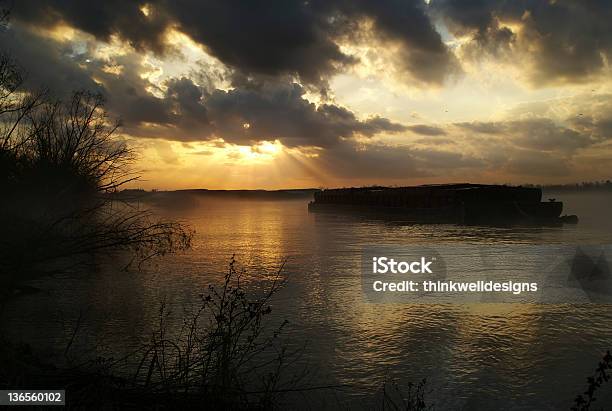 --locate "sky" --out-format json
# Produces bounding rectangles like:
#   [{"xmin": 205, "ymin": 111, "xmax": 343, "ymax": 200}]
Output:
[{"xmin": 3, "ymin": 0, "xmax": 612, "ymax": 189}]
